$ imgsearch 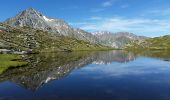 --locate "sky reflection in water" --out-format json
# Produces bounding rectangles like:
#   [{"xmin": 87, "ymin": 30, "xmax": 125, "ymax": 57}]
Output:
[{"xmin": 0, "ymin": 51, "xmax": 170, "ymax": 100}]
